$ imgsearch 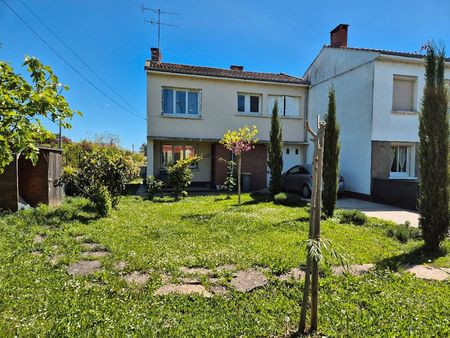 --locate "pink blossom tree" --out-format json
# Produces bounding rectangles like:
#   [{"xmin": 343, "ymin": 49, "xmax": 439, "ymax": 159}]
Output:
[{"xmin": 220, "ymin": 125, "xmax": 258, "ymax": 205}]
